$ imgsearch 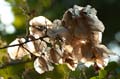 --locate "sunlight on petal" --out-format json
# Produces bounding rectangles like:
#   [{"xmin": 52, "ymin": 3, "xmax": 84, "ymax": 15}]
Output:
[{"xmin": 7, "ymin": 38, "xmax": 29, "ymax": 60}]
